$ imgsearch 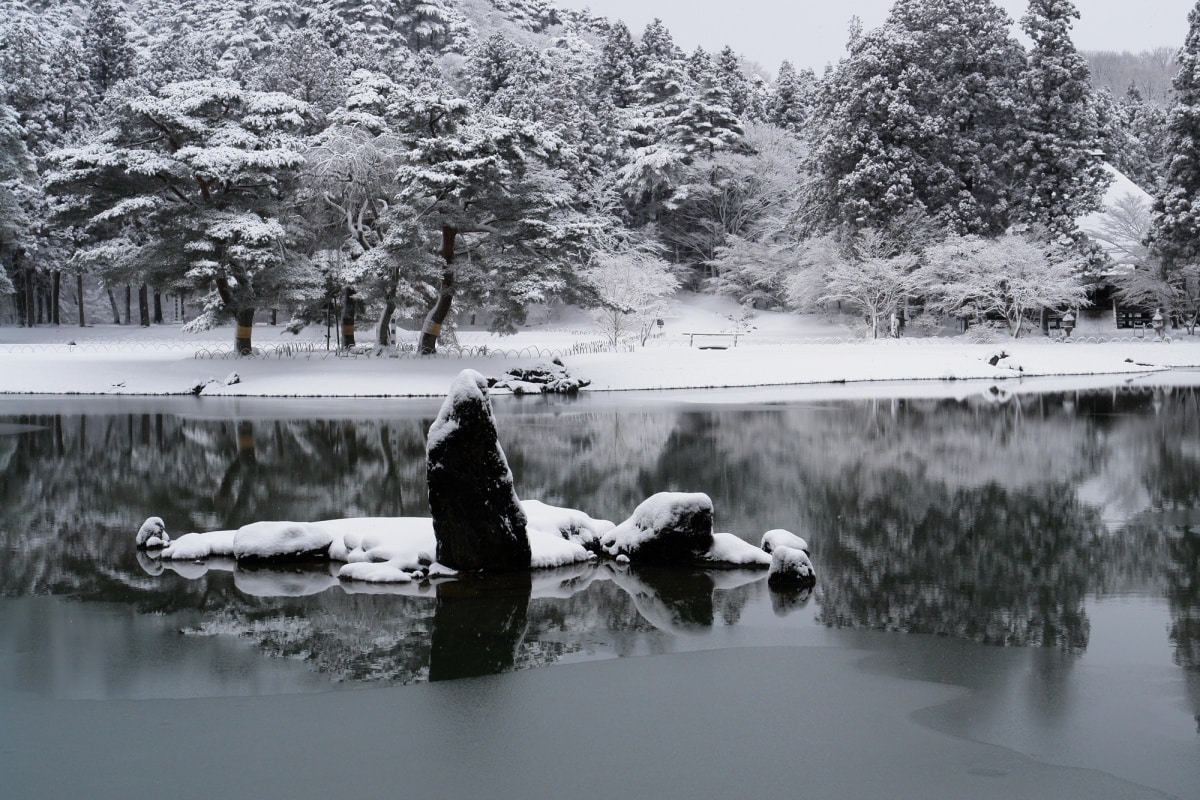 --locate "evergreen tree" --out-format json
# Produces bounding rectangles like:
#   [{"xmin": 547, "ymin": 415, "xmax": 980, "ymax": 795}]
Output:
[
  {"xmin": 1151, "ymin": 0, "xmax": 1200, "ymax": 269},
  {"xmin": 813, "ymin": 0, "xmax": 1026, "ymax": 236},
  {"xmin": 715, "ymin": 46, "xmax": 751, "ymax": 118},
  {"xmin": 1015, "ymin": 0, "xmax": 1109, "ymax": 242},
  {"xmin": 596, "ymin": 20, "xmax": 637, "ymax": 108},
  {"xmin": 81, "ymin": 0, "xmax": 136, "ymax": 96},
  {"xmin": 771, "ymin": 60, "xmax": 813, "ymax": 133},
  {"xmin": 46, "ymin": 79, "xmax": 319, "ymax": 352}
]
